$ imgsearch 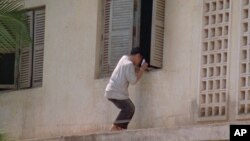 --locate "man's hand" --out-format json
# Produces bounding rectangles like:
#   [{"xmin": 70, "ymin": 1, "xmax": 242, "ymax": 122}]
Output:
[
  {"xmin": 135, "ymin": 62, "xmax": 148, "ymax": 83},
  {"xmin": 140, "ymin": 62, "xmax": 148, "ymax": 71},
  {"xmin": 135, "ymin": 66, "xmax": 140, "ymax": 73}
]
